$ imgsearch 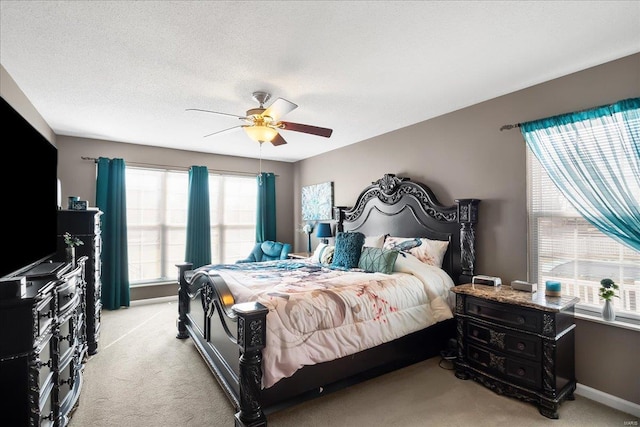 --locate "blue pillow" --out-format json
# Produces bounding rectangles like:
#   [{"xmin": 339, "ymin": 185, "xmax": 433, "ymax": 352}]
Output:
[{"xmin": 331, "ymin": 231, "xmax": 365, "ymax": 269}]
